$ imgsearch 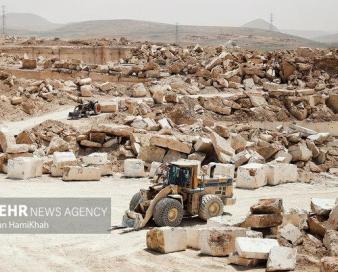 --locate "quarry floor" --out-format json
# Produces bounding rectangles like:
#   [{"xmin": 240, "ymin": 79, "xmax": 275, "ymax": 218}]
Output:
[{"xmin": 0, "ymin": 175, "xmax": 337, "ymax": 272}]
